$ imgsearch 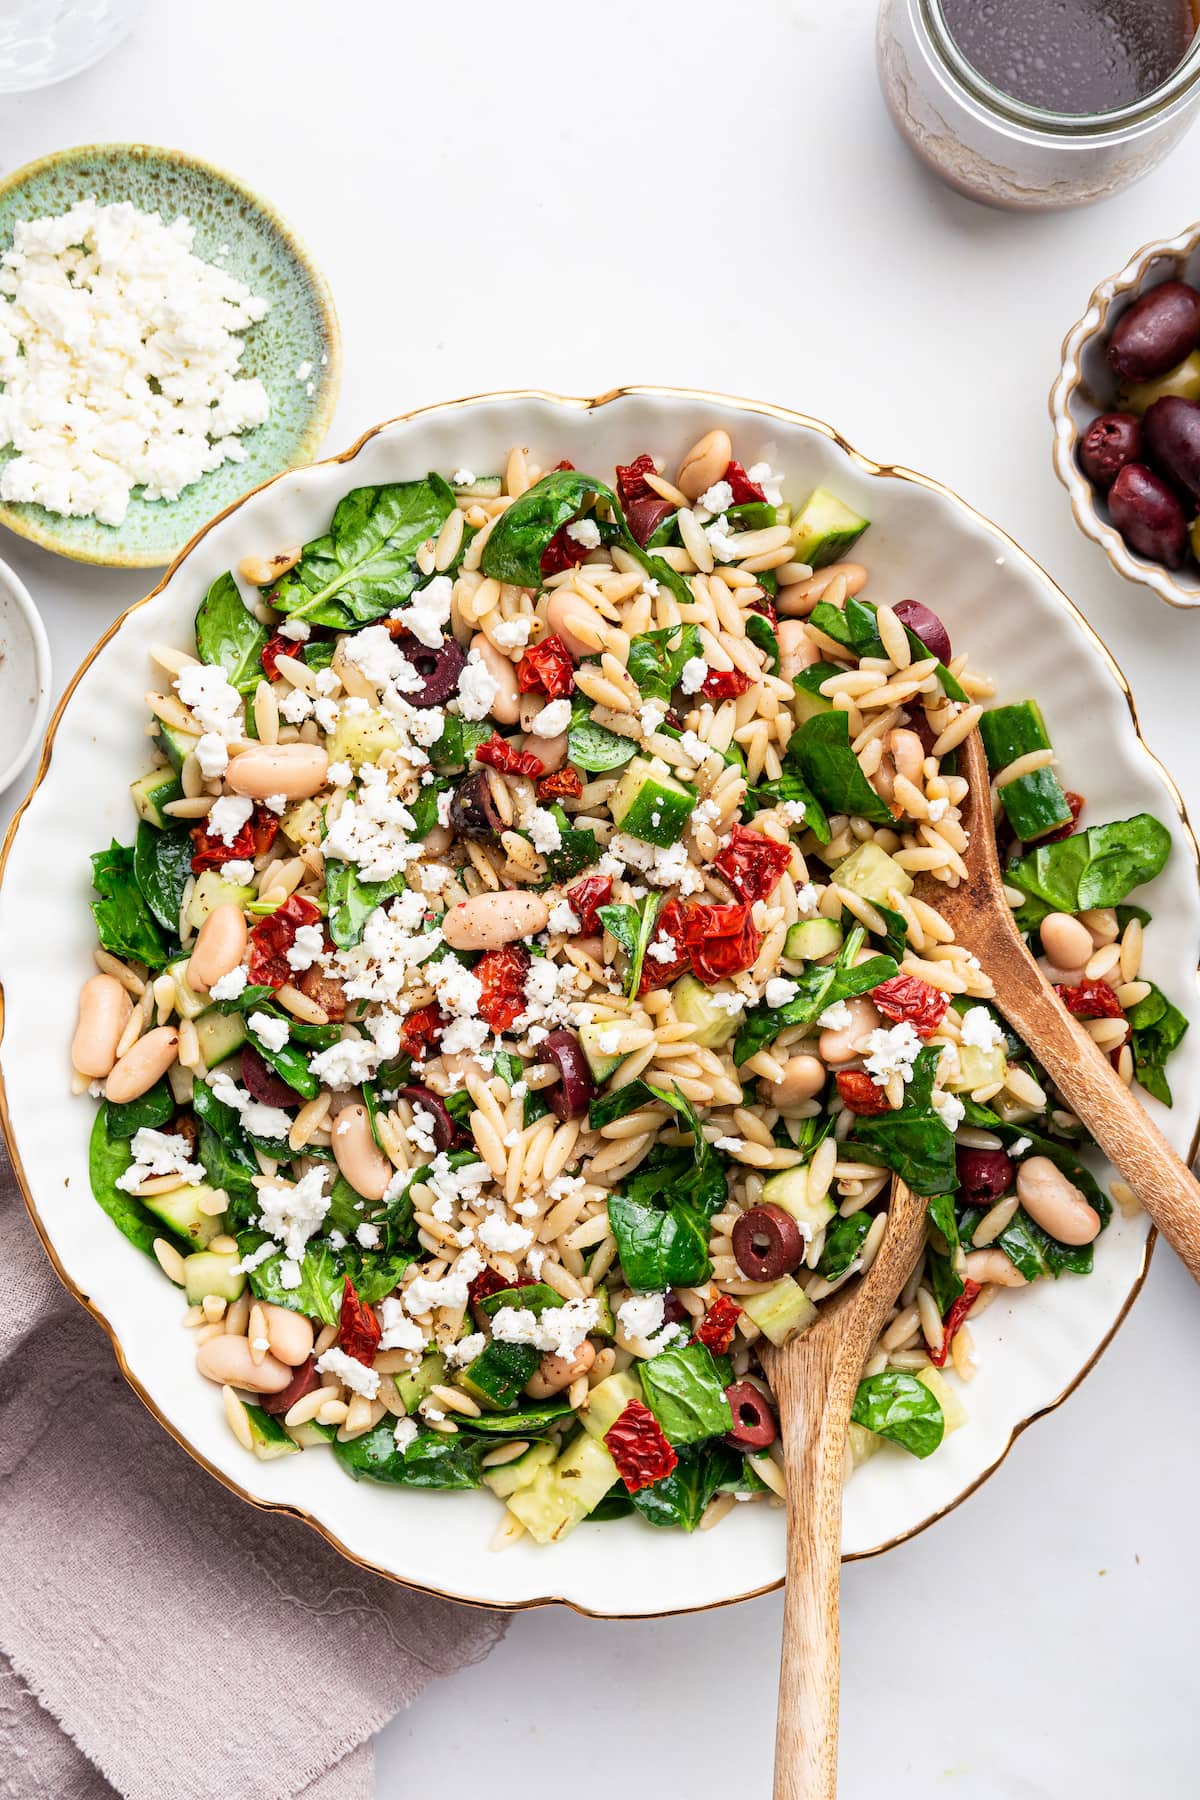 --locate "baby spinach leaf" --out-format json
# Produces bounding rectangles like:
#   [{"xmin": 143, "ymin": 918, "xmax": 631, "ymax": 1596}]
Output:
[
  {"xmin": 339, "ymin": 1246, "xmax": 413, "ymax": 1306},
  {"xmin": 787, "ymin": 711, "xmax": 895, "ymax": 826},
  {"xmin": 91, "ymin": 841, "xmax": 169, "ymax": 968},
  {"xmin": 848, "ymin": 1047, "xmax": 957, "ymax": 1196},
  {"xmin": 627, "ymin": 623, "xmax": 703, "ymax": 704},
  {"xmin": 243, "ymin": 1017, "xmax": 321, "ymax": 1100},
  {"xmin": 640, "ymin": 1343, "xmax": 733, "ymax": 1445},
  {"xmin": 104, "ymin": 1079, "xmax": 175, "ymax": 1139},
  {"xmin": 1006, "ymin": 813, "xmax": 1171, "ymax": 926},
  {"xmin": 733, "ymin": 927, "xmax": 897, "ymax": 1065},
  {"xmin": 741, "ymin": 770, "xmax": 831, "ymax": 844},
  {"xmin": 996, "ymin": 1208, "xmax": 1094, "ymax": 1280},
  {"xmin": 607, "ymin": 1192, "xmax": 711, "ymax": 1290},
  {"xmin": 133, "ymin": 821, "xmax": 193, "ymax": 934},
  {"xmin": 808, "ymin": 595, "xmax": 967, "ymax": 703},
  {"xmin": 194, "ymin": 571, "xmax": 268, "ymax": 693},
  {"xmin": 271, "ymin": 477, "xmax": 456, "ymax": 628},
  {"xmin": 926, "ymin": 1246, "xmax": 963, "ymax": 1315},
  {"xmin": 477, "ymin": 1281, "xmax": 565, "ymax": 1320},
  {"xmin": 408, "ymin": 775, "xmax": 449, "ymax": 839},
  {"xmin": 925, "ymin": 1190, "xmax": 959, "ymax": 1254},
  {"xmin": 745, "ymin": 611, "xmax": 779, "ymax": 674},
  {"xmin": 238, "ymin": 1230, "xmax": 345, "ymax": 1324},
  {"xmin": 459, "ymin": 1398, "xmax": 576, "ymax": 1434},
  {"xmin": 641, "ymin": 1081, "xmax": 728, "ymax": 1218},
  {"xmin": 333, "ymin": 1420, "xmax": 489, "ymax": 1488},
  {"xmin": 1126, "ymin": 982, "xmax": 1189, "ymax": 1107},
  {"xmin": 598, "ymin": 892, "xmax": 662, "ymax": 1000},
  {"xmin": 872, "ymin": 901, "xmax": 910, "ymax": 961},
  {"xmin": 851, "ymin": 1370, "xmax": 944, "ymax": 1458},
  {"xmin": 630, "ymin": 1441, "xmax": 743, "ymax": 1530},
  {"xmin": 88, "ymin": 1106, "xmax": 191, "ymax": 1260},
  {"xmin": 587, "ymin": 1078, "xmax": 662, "ymax": 1131},
  {"xmin": 325, "ymin": 860, "xmax": 407, "ymax": 948},
  {"xmin": 540, "ymin": 808, "xmax": 599, "ymax": 884},
  {"xmin": 568, "ymin": 702, "xmax": 638, "ymax": 773},
  {"xmin": 481, "ymin": 469, "xmax": 605, "ymax": 587},
  {"xmin": 815, "ymin": 1211, "xmax": 871, "ymax": 1281}
]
